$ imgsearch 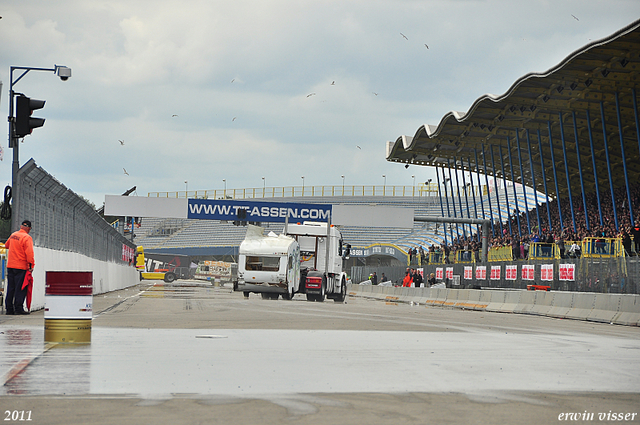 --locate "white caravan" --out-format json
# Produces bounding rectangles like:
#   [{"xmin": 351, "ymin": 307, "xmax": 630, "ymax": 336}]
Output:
[{"xmin": 237, "ymin": 225, "xmax": 300, "ymax": 299}]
